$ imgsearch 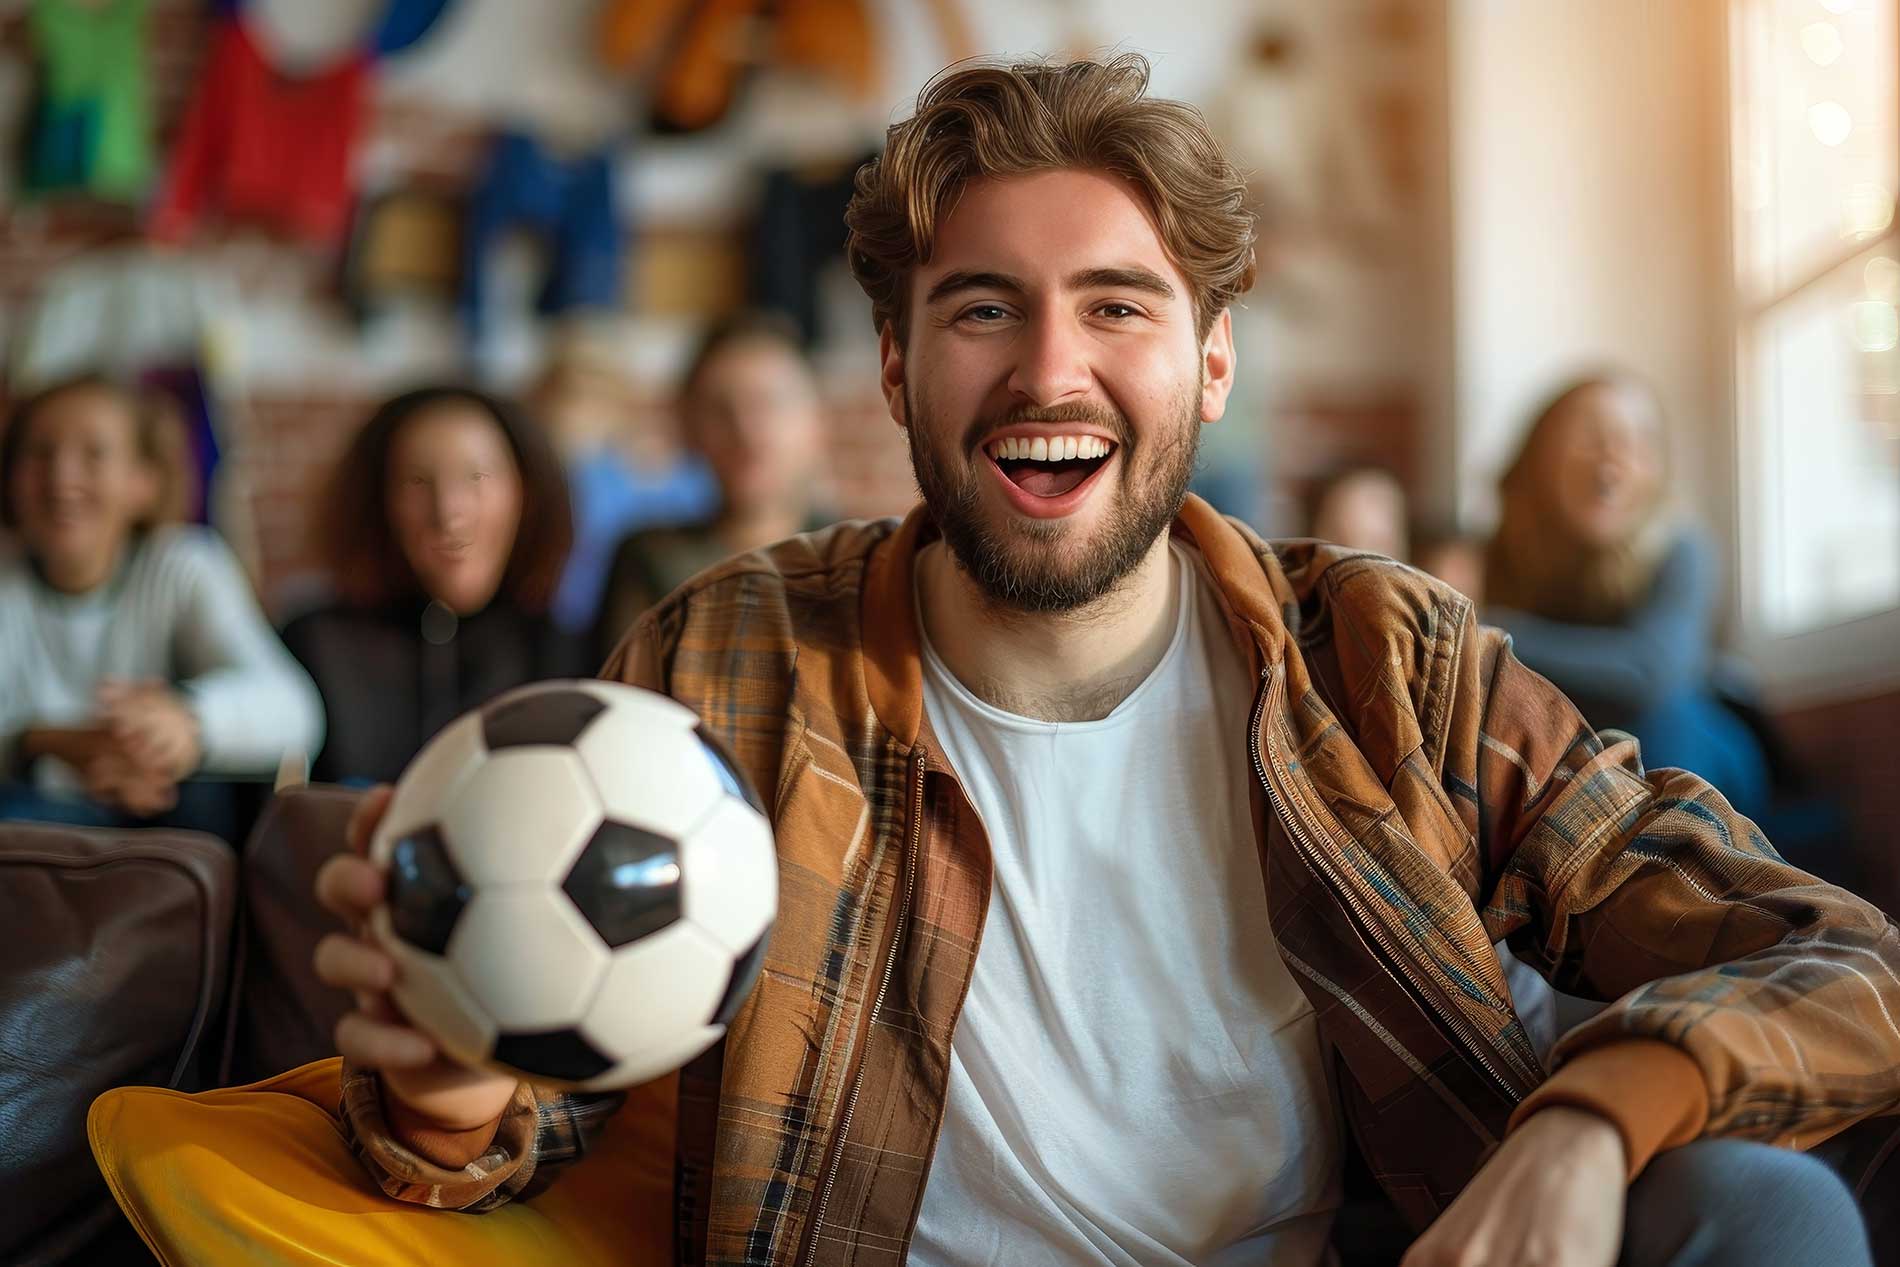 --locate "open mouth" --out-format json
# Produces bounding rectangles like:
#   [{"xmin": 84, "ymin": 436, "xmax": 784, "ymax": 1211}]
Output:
[{"xmin": 985, "ymin": 434, "xmax": 1116, "ymax": 499}]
